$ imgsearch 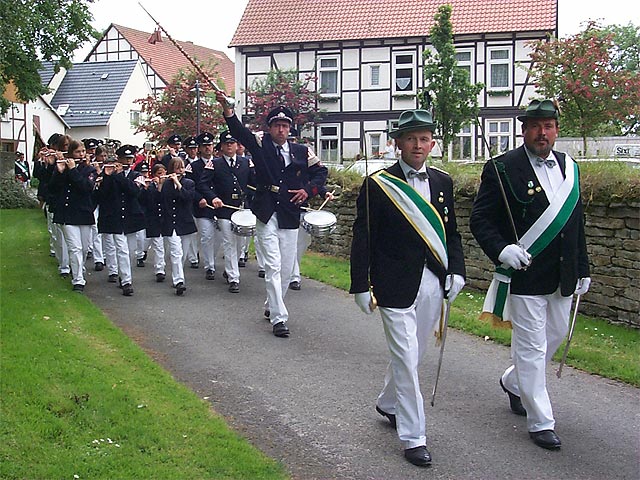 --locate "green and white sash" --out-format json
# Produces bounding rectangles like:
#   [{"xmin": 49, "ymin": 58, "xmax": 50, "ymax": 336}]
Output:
[
  {"xmin": 481, "ymin": 157, "xmax": 580, "ymax": 324},
  {"xmin": 371, "ymin": 170, "xmax": 448, "ymax": 270}
]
